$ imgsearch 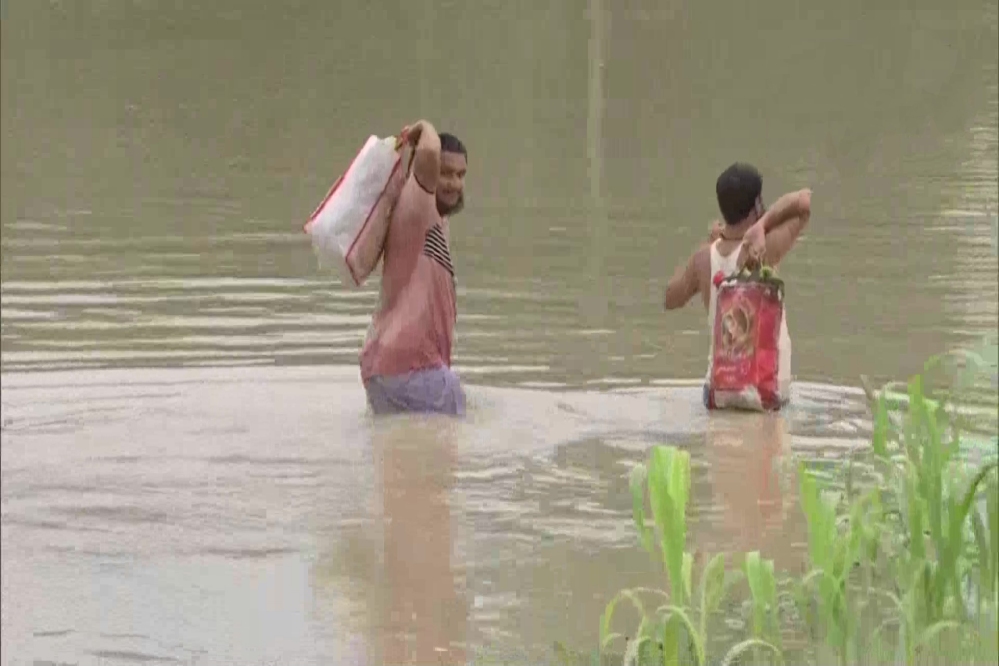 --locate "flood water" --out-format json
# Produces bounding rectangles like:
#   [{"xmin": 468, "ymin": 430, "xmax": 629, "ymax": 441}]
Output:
[{"xmin": 2, "ymin": 1, "xmax": 997, "ymax": 664}]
